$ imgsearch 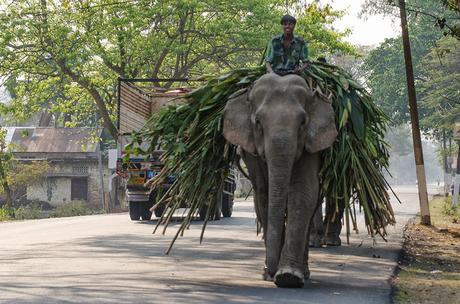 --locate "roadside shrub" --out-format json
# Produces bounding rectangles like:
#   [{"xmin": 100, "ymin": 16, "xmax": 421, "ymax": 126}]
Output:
[
  {"xmin": 441, "ymin": 198, "xmax": 460, "ymax": 223},
  {"xmin": 51, "ymin": 201, "xmax": 89, "ymax": 218},
  {"xmin": 0, "ymin": 206, "xmax": 13, "ymax": 221},
  {"xmin": 442, "ymin": 197, "xmax": 458, "ymax": 216},
  {"xmin": 14, "ymin": 201, "xmax": 43, "ymax": 220}
]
